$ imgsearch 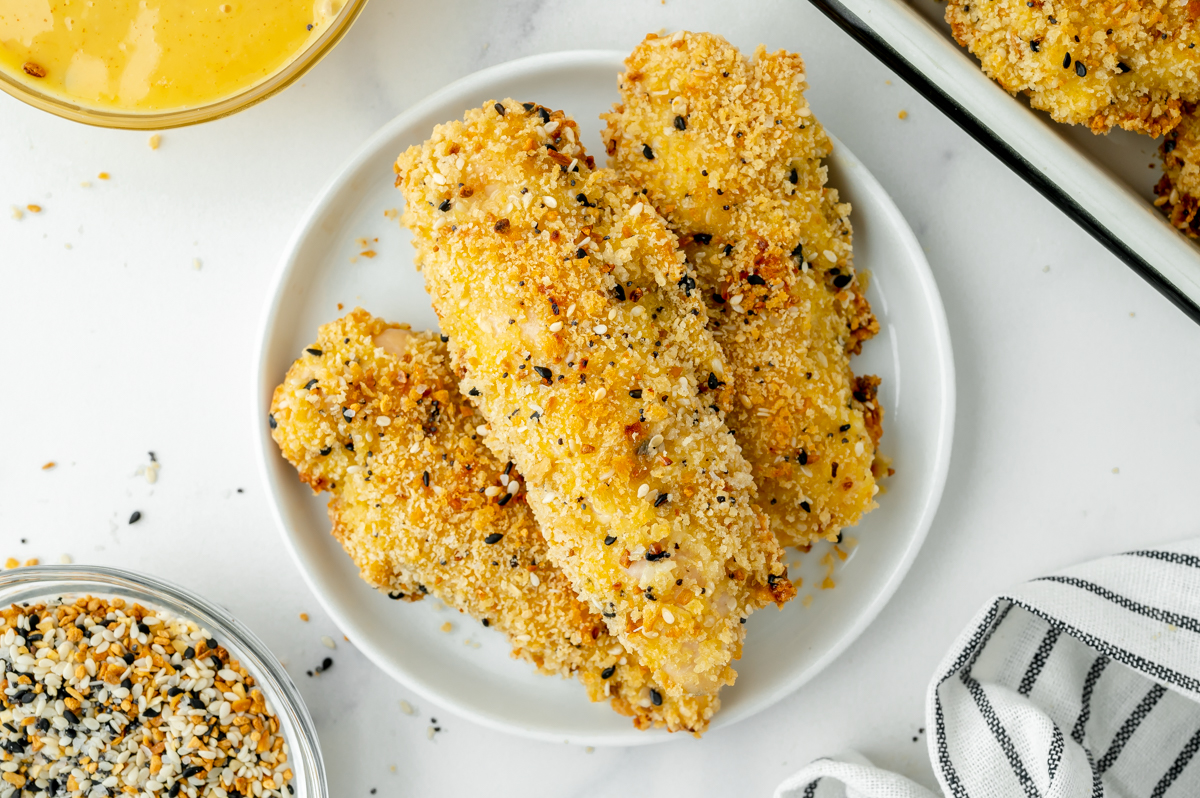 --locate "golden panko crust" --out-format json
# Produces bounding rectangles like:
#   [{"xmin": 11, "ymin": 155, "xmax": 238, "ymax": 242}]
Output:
[
  {"xmin": 1156, "ymin": 104, "xmax": 1200, "ymax": 235},
  {"xmin": 946, "ymin": 0, "xmax": 1200, "ymax": 136},
  {"xmin": 269, "ymin": 309, "xmax": 715, "ymax": 733},
  {"xmin": 395, "ymin": 99, "xmax": 794, "ymax": 700},
  {"xmin": 602, "ymin": 31, "xmax": 882, "ymax": 547}
]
